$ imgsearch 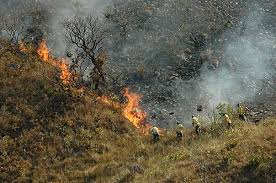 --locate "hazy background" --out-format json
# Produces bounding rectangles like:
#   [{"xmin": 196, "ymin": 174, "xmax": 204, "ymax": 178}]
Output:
[{"xmin": 1, "ymin": 0, "xmax": 275, "ymax": 127}]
